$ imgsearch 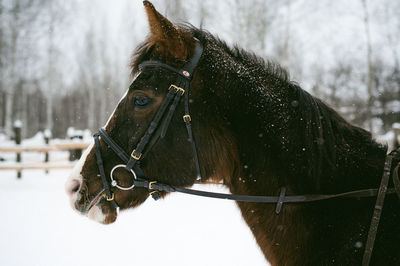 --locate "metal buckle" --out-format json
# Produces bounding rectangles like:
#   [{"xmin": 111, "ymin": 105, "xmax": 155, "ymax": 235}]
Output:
[
  {"xmin": 149, "ymin": 190, "xmax": 159, "ymax": 195},
  {"xmin": 102, "ymin": 192, "xmax": 115, "ymax": 201},
  {"xmin": 169, "ymin": 84, "xmax": 185, "ymax": 95},
  {"xmin": 131, "ymin": 149, "xmax": 142, "ymax": 160},
  {"xmin": 177, "ymin": 88, "xmax": 185, "ymax": 95},
  {"xmin": 183, "ymin": 114, "xmax": 191, "ymax": 122},
  {"xmin": 149, "ymin": 190, "xmax": 161, "ymax": 200},
  {"xmin": 148, "ymin": 181, "xmax": 157, "ymax": 190}
]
